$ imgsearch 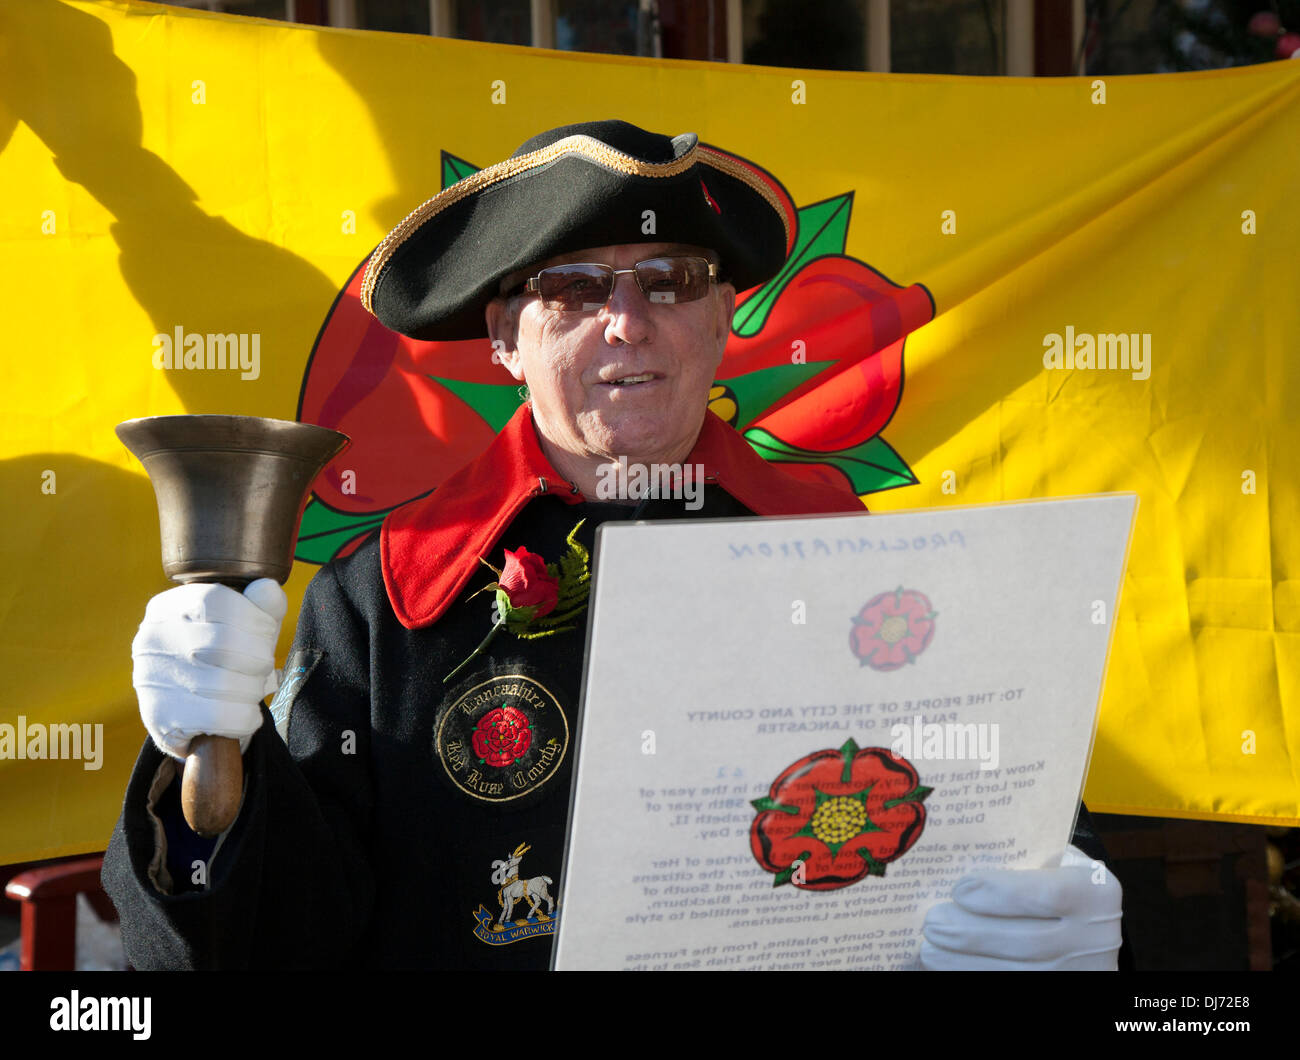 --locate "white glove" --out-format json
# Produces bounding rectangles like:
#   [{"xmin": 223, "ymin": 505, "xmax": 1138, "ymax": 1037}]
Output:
[
  {"xmin": 132, "ymin": 578, "xmax": 288, "ymax": 760},
  {"xmin": 918, "ymin": 843, "xmax": 1123, "ymax": 970}
]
